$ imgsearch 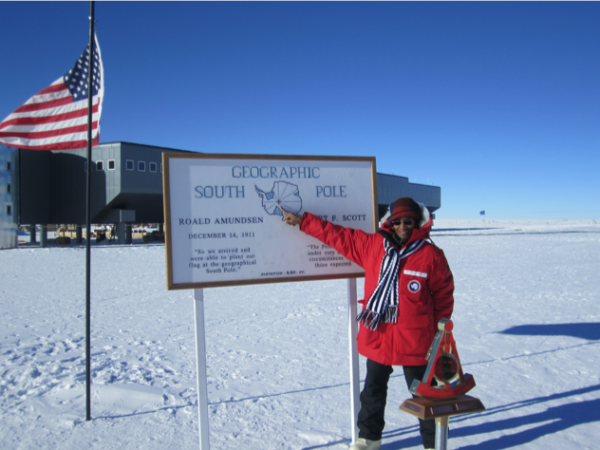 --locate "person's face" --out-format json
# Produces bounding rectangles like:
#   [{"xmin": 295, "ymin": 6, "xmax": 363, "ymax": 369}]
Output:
[{"xmin": 391, "ymin": 216, "xmax": 416, "ymax": 242}]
